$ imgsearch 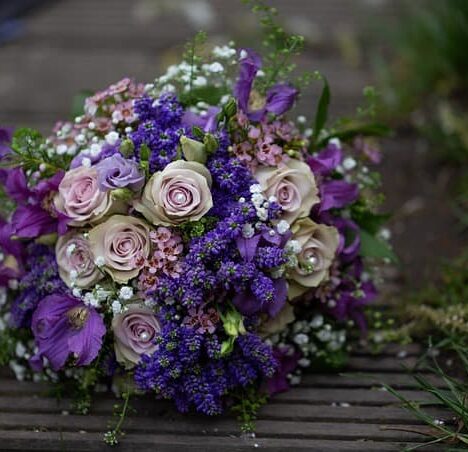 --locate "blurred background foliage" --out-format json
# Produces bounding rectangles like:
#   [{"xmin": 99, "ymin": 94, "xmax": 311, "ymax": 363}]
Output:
[{"xmin": 371, "ymin": 0, "xmax": 468, "ymax": 227}]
